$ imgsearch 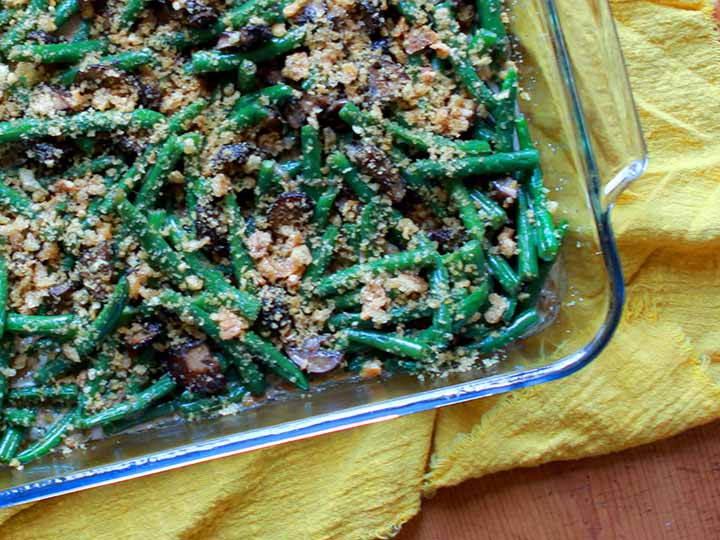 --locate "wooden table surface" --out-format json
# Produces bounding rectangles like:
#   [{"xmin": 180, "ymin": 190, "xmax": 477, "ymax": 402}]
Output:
[{"xmin": 396, "ymin": 420, "xmax": 720, "ymax": 539}]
